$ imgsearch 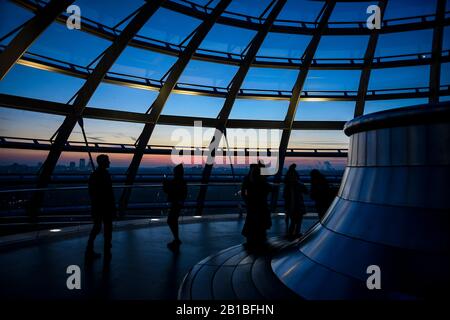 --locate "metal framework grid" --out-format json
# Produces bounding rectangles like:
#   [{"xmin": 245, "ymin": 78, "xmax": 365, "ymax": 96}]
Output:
[{"xmin": 0, "ymin": 0, "xmax": 448, "ymax": 215}]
